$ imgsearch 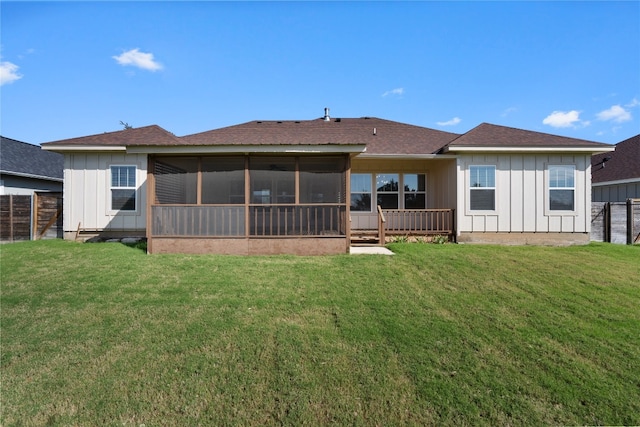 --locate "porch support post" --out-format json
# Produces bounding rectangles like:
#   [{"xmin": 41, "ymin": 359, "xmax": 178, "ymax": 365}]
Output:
[
  {"xmin": 196, "ymin": 157, "xmax": 202, "ymax": 205},
  {"xmin": 296, "ymin": 158, "xmax": 301, "ymax": 204},
  {"xmin": 345, "ymin": 154, "xmax": 352, "ymax": 251},
  {"xmin": 146, "ymin": 155, "xmax": 155, "ymax": 254},
  {"xmin": 244, "ymin": 156, "xmax": 250, "ymax": 239}
]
